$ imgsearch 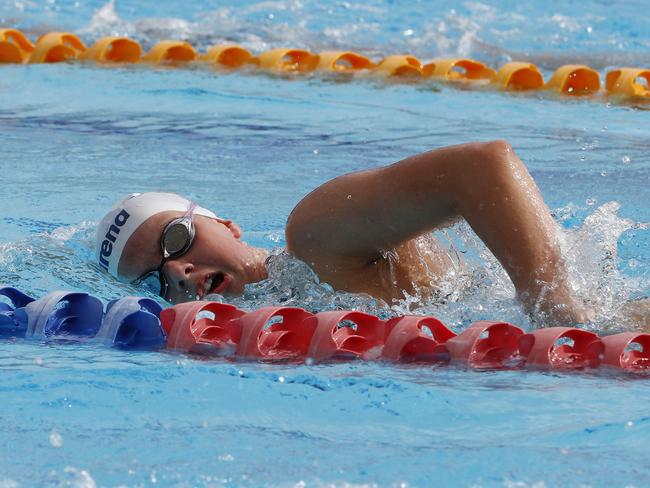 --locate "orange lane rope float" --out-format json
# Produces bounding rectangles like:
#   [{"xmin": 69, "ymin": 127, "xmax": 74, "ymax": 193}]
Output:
[
  {"xmin": 1, "ymin": 287, "xmax": 649, "ymax": 372},
  {"xmin": 142, "ymin": 40, "xmax": 198, "ymax": 64},
  {"xmin": 422, "ymin": 58, "xmax": 496, "ymax": 82},
  {"xmin": 0, "ymin": 28, "xmax": 34, "ymax": 63},
  {"xmin": 316, "ymin": 51, "xmax": 376, "ymax": 72},
  {"xmin": 252, "ymin": 48, "xmax": 320, "ymax": 73},
  {"xmin": 28, "ymin": 32, "xmax": 87, "ymax": 64},
  {"xmin": 2, "ymin": 28, "xmax": 649, "ymax": 101},
  {"xmin": 605, "ymin": 68, "xmax": 650, "ymax": 98},
  {"xmin": 80, "ymin": 36, "xmax": 142, "ymax": 63},
  {"xmin": 200, "ymin": 44, "xmax": 253, "ymax": 68},
  {"xmin": 375, "ymin": 54, "xmax": 424, "ymax": 77}
]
